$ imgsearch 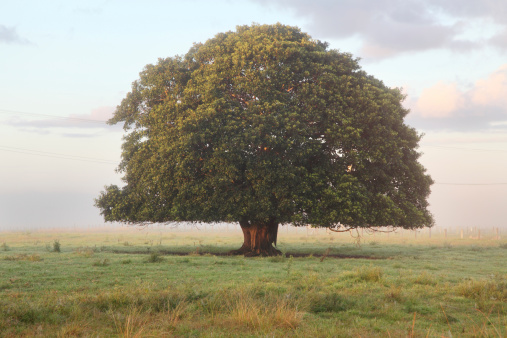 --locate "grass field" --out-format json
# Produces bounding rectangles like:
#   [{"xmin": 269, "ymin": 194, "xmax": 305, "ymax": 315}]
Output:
[{"xmin": 1, "ymin": 225, "xmax": 506, "ymax": 337}]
